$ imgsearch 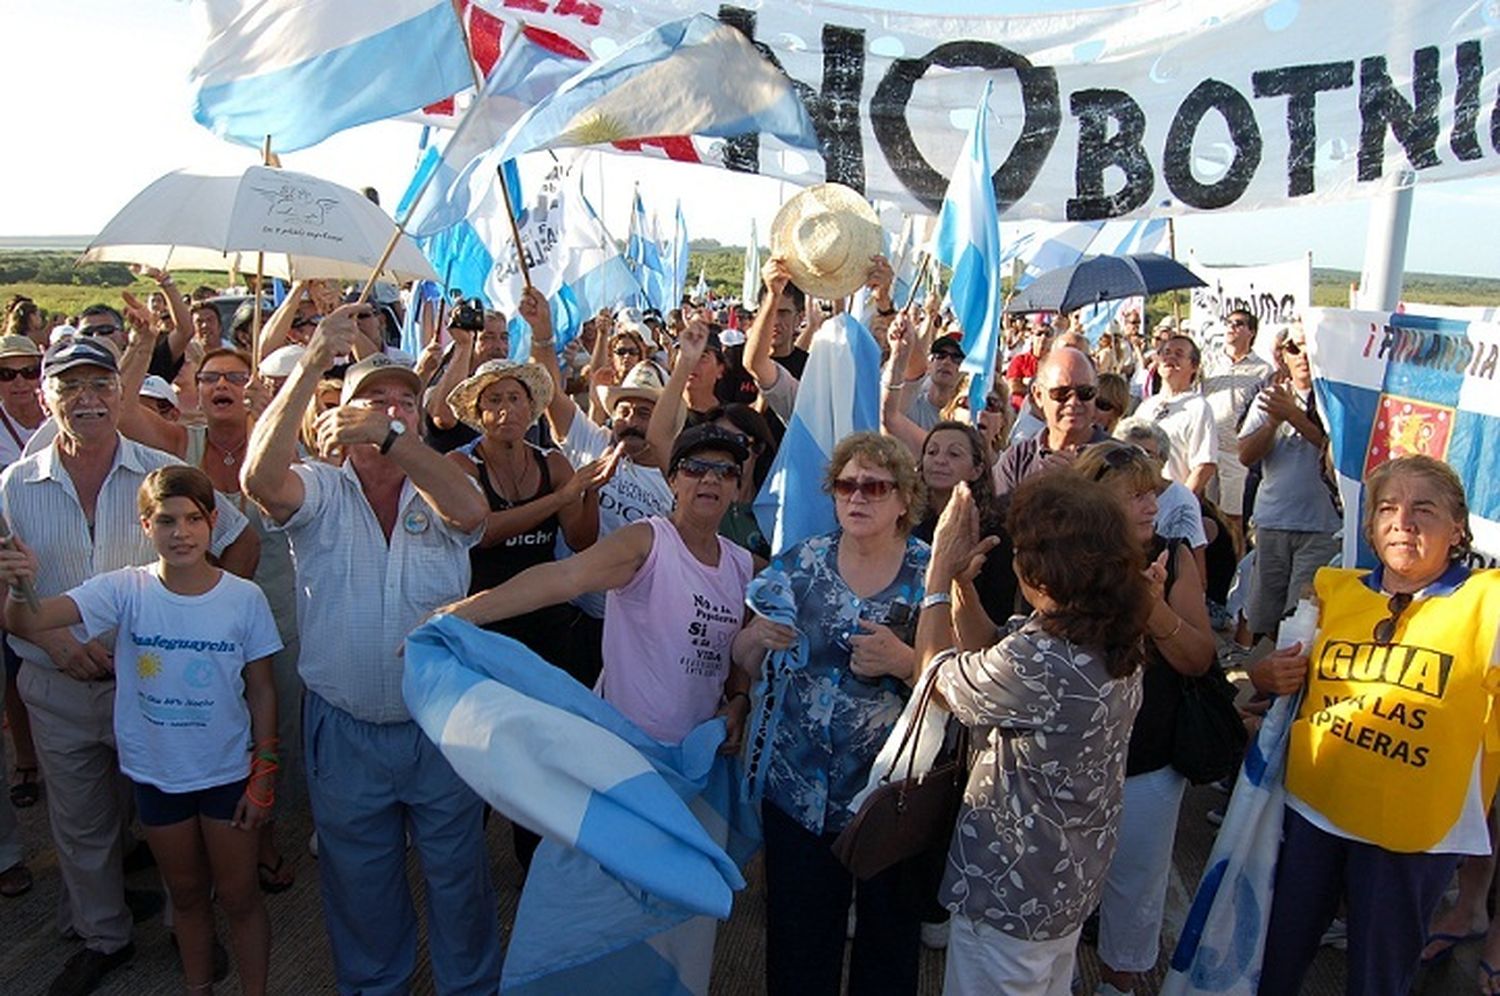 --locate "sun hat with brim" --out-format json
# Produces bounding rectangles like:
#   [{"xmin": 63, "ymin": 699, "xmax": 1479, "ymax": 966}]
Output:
[
  {"xmin": 598, "ymin": 362, "xmax": 686, "ymax": 436},
  {"xmin": 447, "ymin": 358, "xmax": 554, "ymax": 431},
  {"xmin": 42, "ymin": 337, "xmax": 119, "ymax": 378},
  {"xmin": 771, "ymin": 182, "xmax": 884, "ymax": 301},
  {"xmin": 0, "ymin": 335, "xmax": 41, "ymax": 361},
  {"xmin": 668, "ymin": 423, "xmax": 751, "ymax": 477},
  {"xmin": 340, "ymin": 354, "xmax": 422, "ymax": 405},
  {"xmin": 260, "ymin": 344, "xmax": 305, "ymax": 379}
]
